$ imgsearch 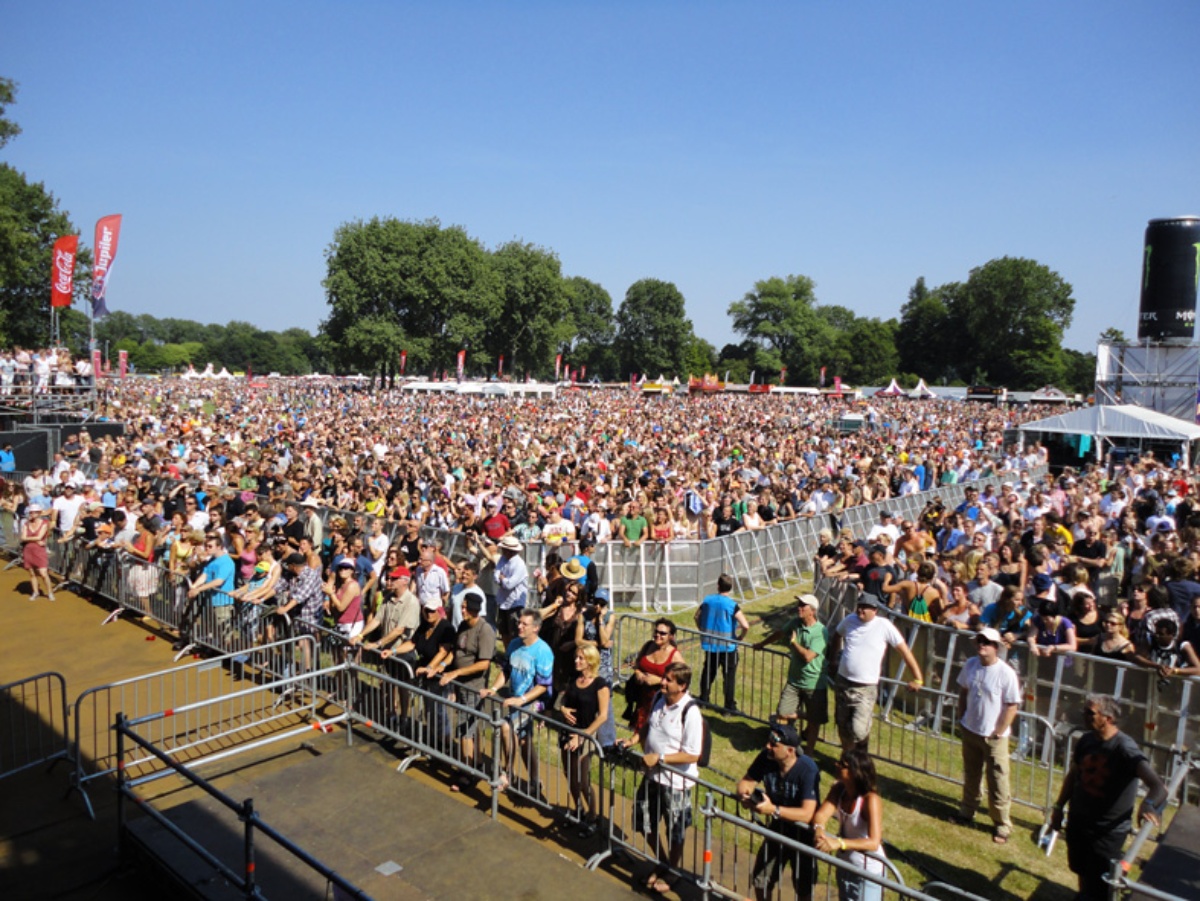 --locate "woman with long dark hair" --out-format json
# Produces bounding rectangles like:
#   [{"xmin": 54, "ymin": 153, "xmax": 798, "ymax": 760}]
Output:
[{"xmin": 813, "ymin": 749, "xmax": 888, "ymax": 901}]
